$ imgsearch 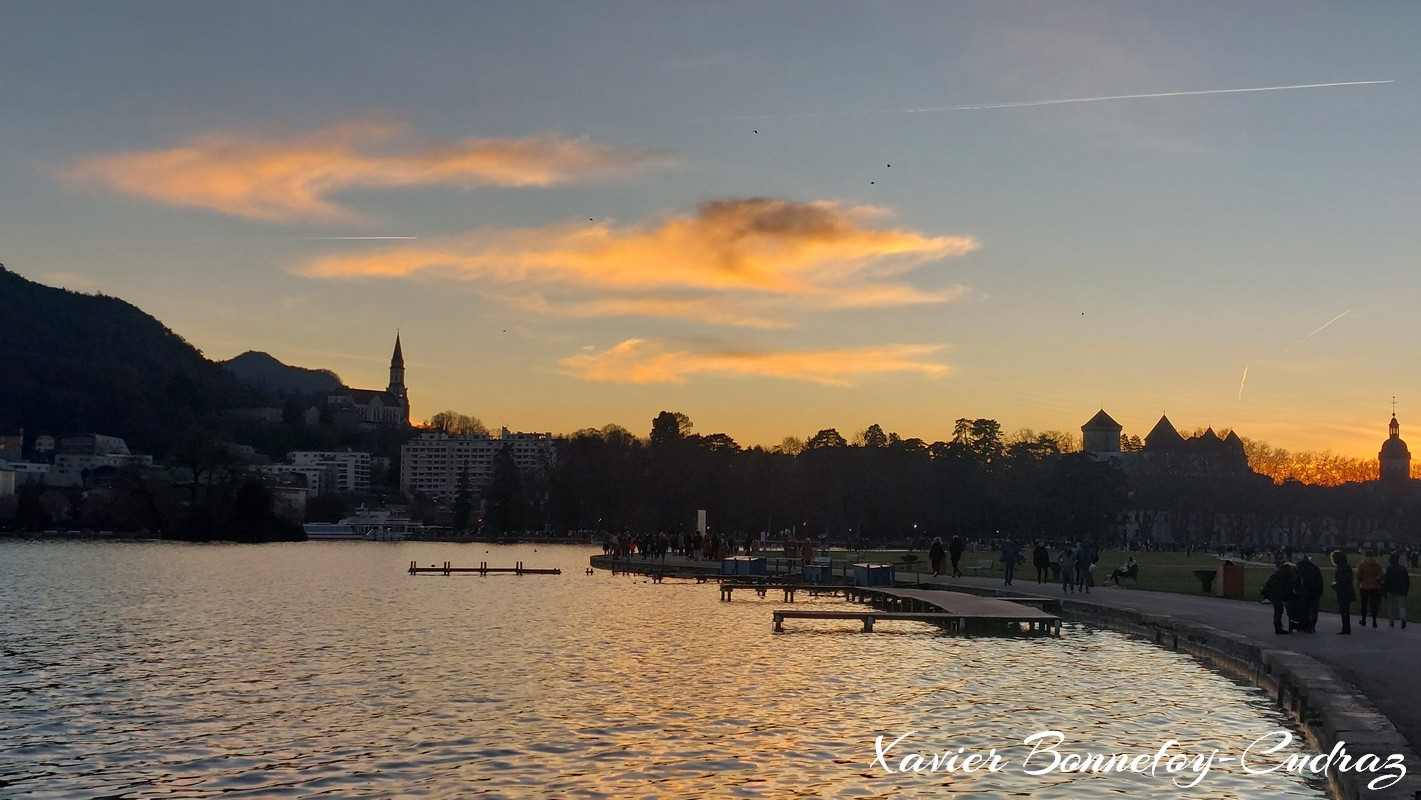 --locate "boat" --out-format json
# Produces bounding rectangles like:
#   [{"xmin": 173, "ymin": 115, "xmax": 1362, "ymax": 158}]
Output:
[{"xmin": 303, "ymin": 507, "xmax": 415, "ymax": 541}]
